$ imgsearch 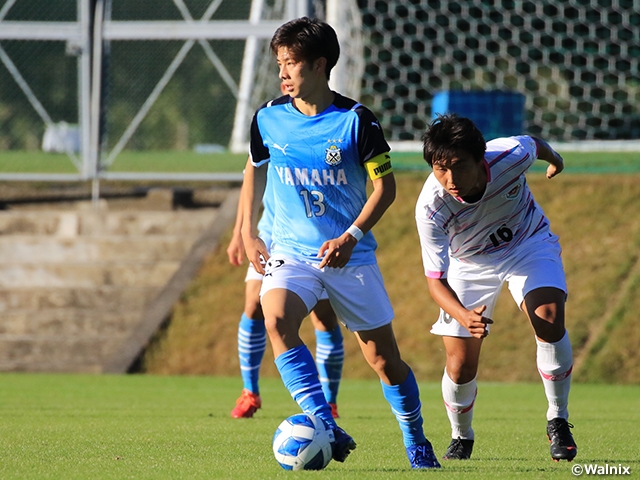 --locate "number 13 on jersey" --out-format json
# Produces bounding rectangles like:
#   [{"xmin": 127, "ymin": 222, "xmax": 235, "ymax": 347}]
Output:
[{"xmin": 300, "ymin": 189, "xmax": 326, "ymax": 218}]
